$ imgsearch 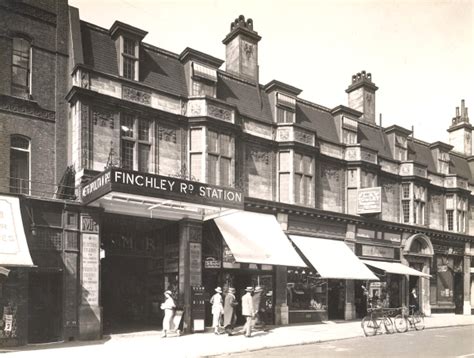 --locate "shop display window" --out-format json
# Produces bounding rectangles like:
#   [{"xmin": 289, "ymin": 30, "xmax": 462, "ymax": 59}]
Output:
[{"xmin": 287, "ymin": 268, "xmax": 327, "ymax": 310}]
